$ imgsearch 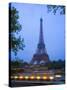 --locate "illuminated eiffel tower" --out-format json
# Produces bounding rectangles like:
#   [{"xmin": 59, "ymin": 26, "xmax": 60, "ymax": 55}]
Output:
[{"xmin": 30, "ymin": 18, "xmax": 49, "ymax": 64}]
